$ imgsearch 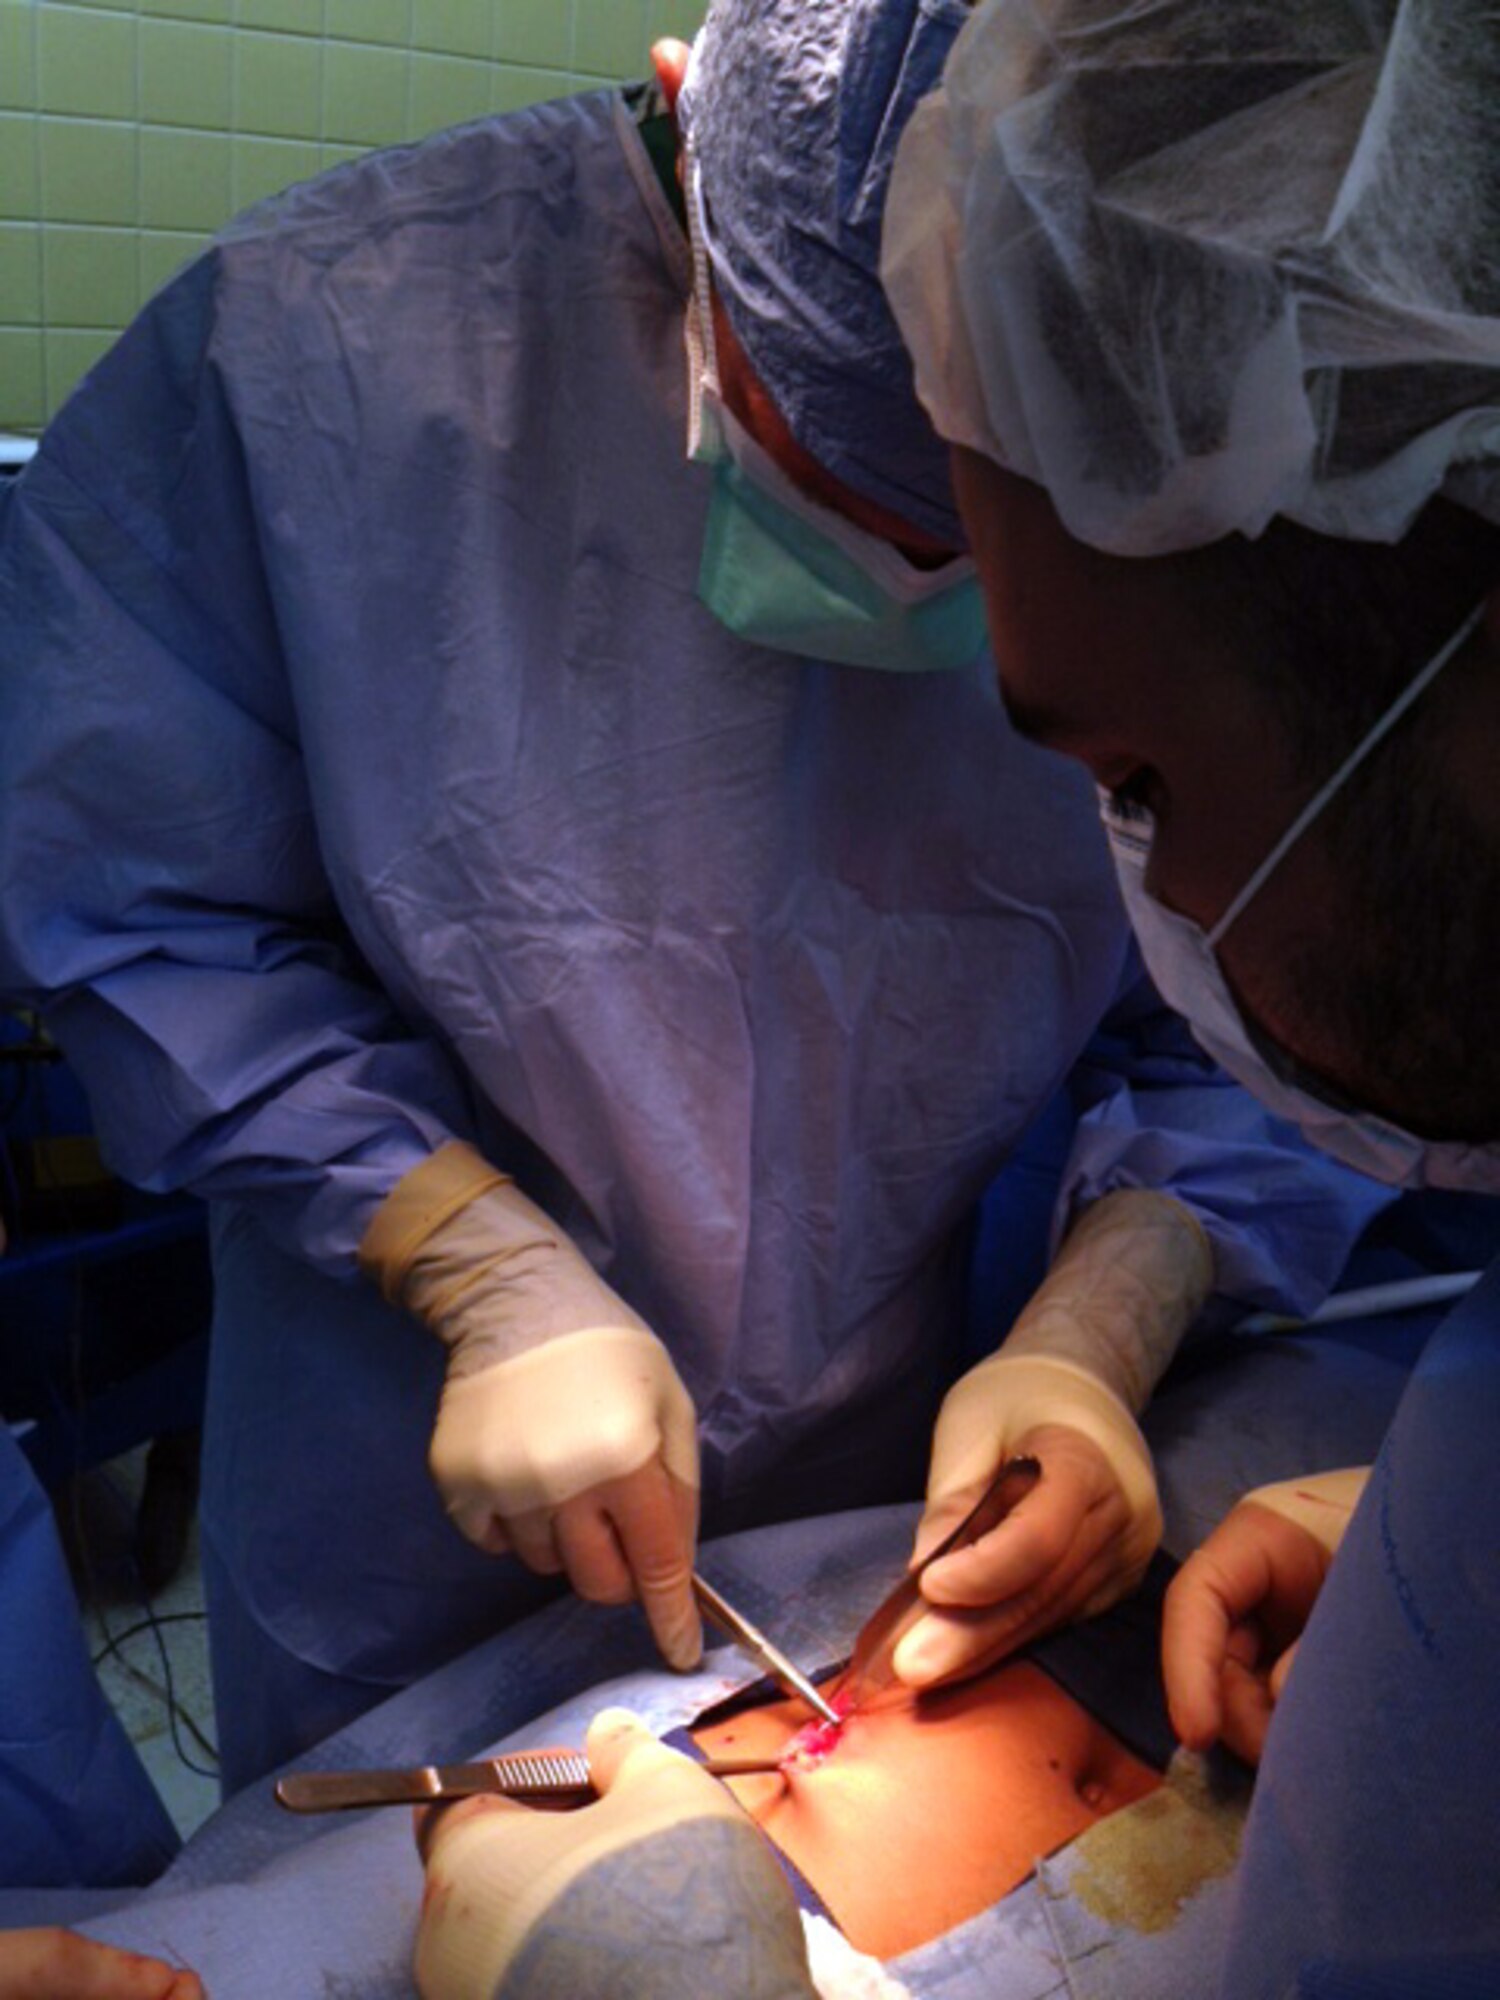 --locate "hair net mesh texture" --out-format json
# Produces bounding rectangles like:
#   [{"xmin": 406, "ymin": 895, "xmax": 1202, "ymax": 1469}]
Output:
[
  {"xmin": 679, "ymin": 0, "xmax": 973, "ymax": 546},
  {"xmin": 882, "ymin": 0, "xmax": 1500, "ymax": 555}
]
